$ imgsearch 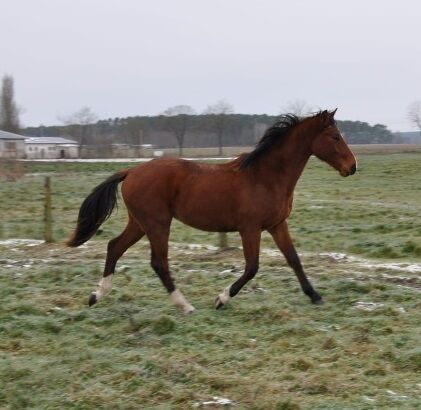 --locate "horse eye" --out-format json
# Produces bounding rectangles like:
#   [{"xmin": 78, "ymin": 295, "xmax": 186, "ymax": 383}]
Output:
[{"xmin": 331, "ymin": 135, "xmax": 340, "ymax": 141}]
